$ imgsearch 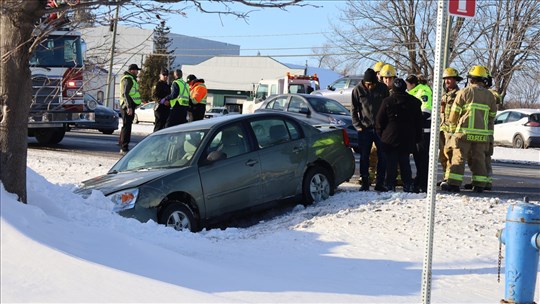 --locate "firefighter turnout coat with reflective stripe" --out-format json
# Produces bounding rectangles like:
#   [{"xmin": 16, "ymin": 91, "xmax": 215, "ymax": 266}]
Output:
[
  {"xmin": 445, "ymin": 83, "xmax": 497, "ymax": 187},
  {"xmin": 449, "ymin": 84, "xmax": 497, "ymax": 142}
]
